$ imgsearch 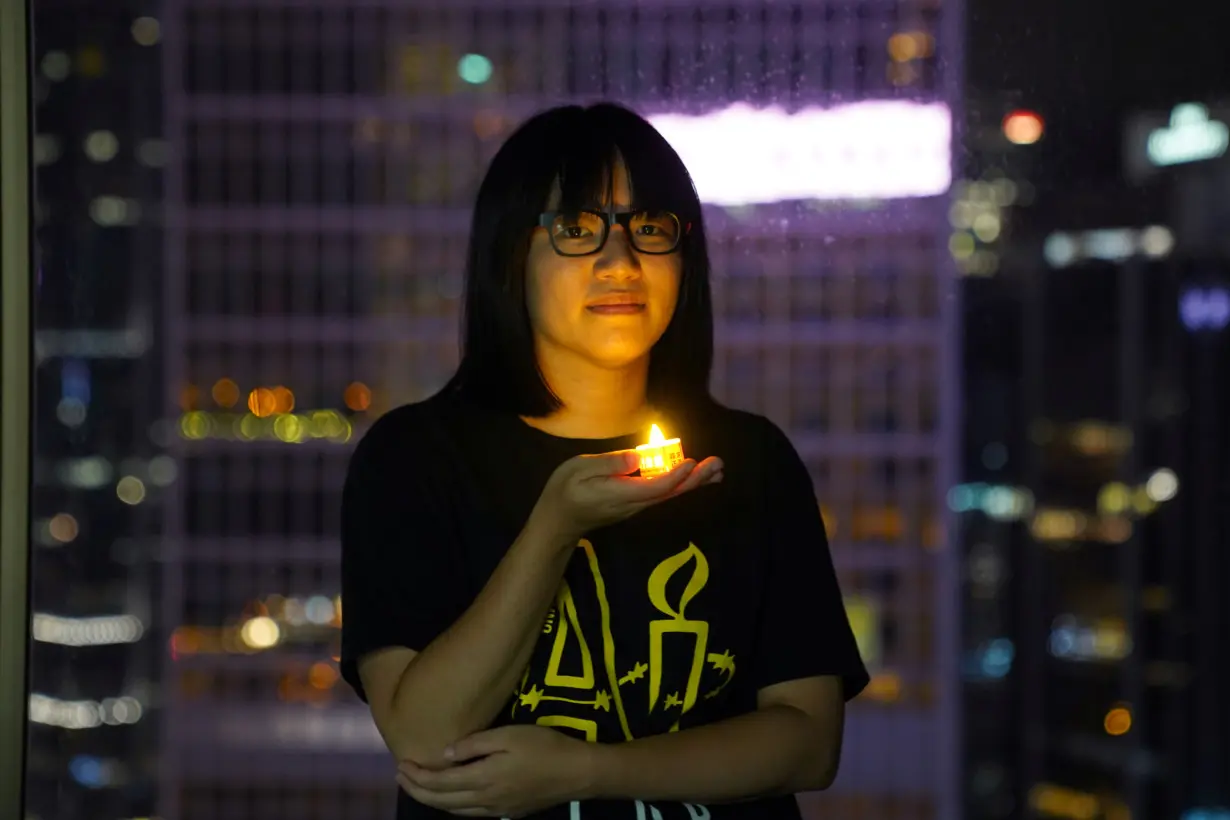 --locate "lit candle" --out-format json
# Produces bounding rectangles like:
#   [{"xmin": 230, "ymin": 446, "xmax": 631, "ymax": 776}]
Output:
[{"xmin": 636, "ymin": 424, "xmax": 685, "ymax": 478}]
